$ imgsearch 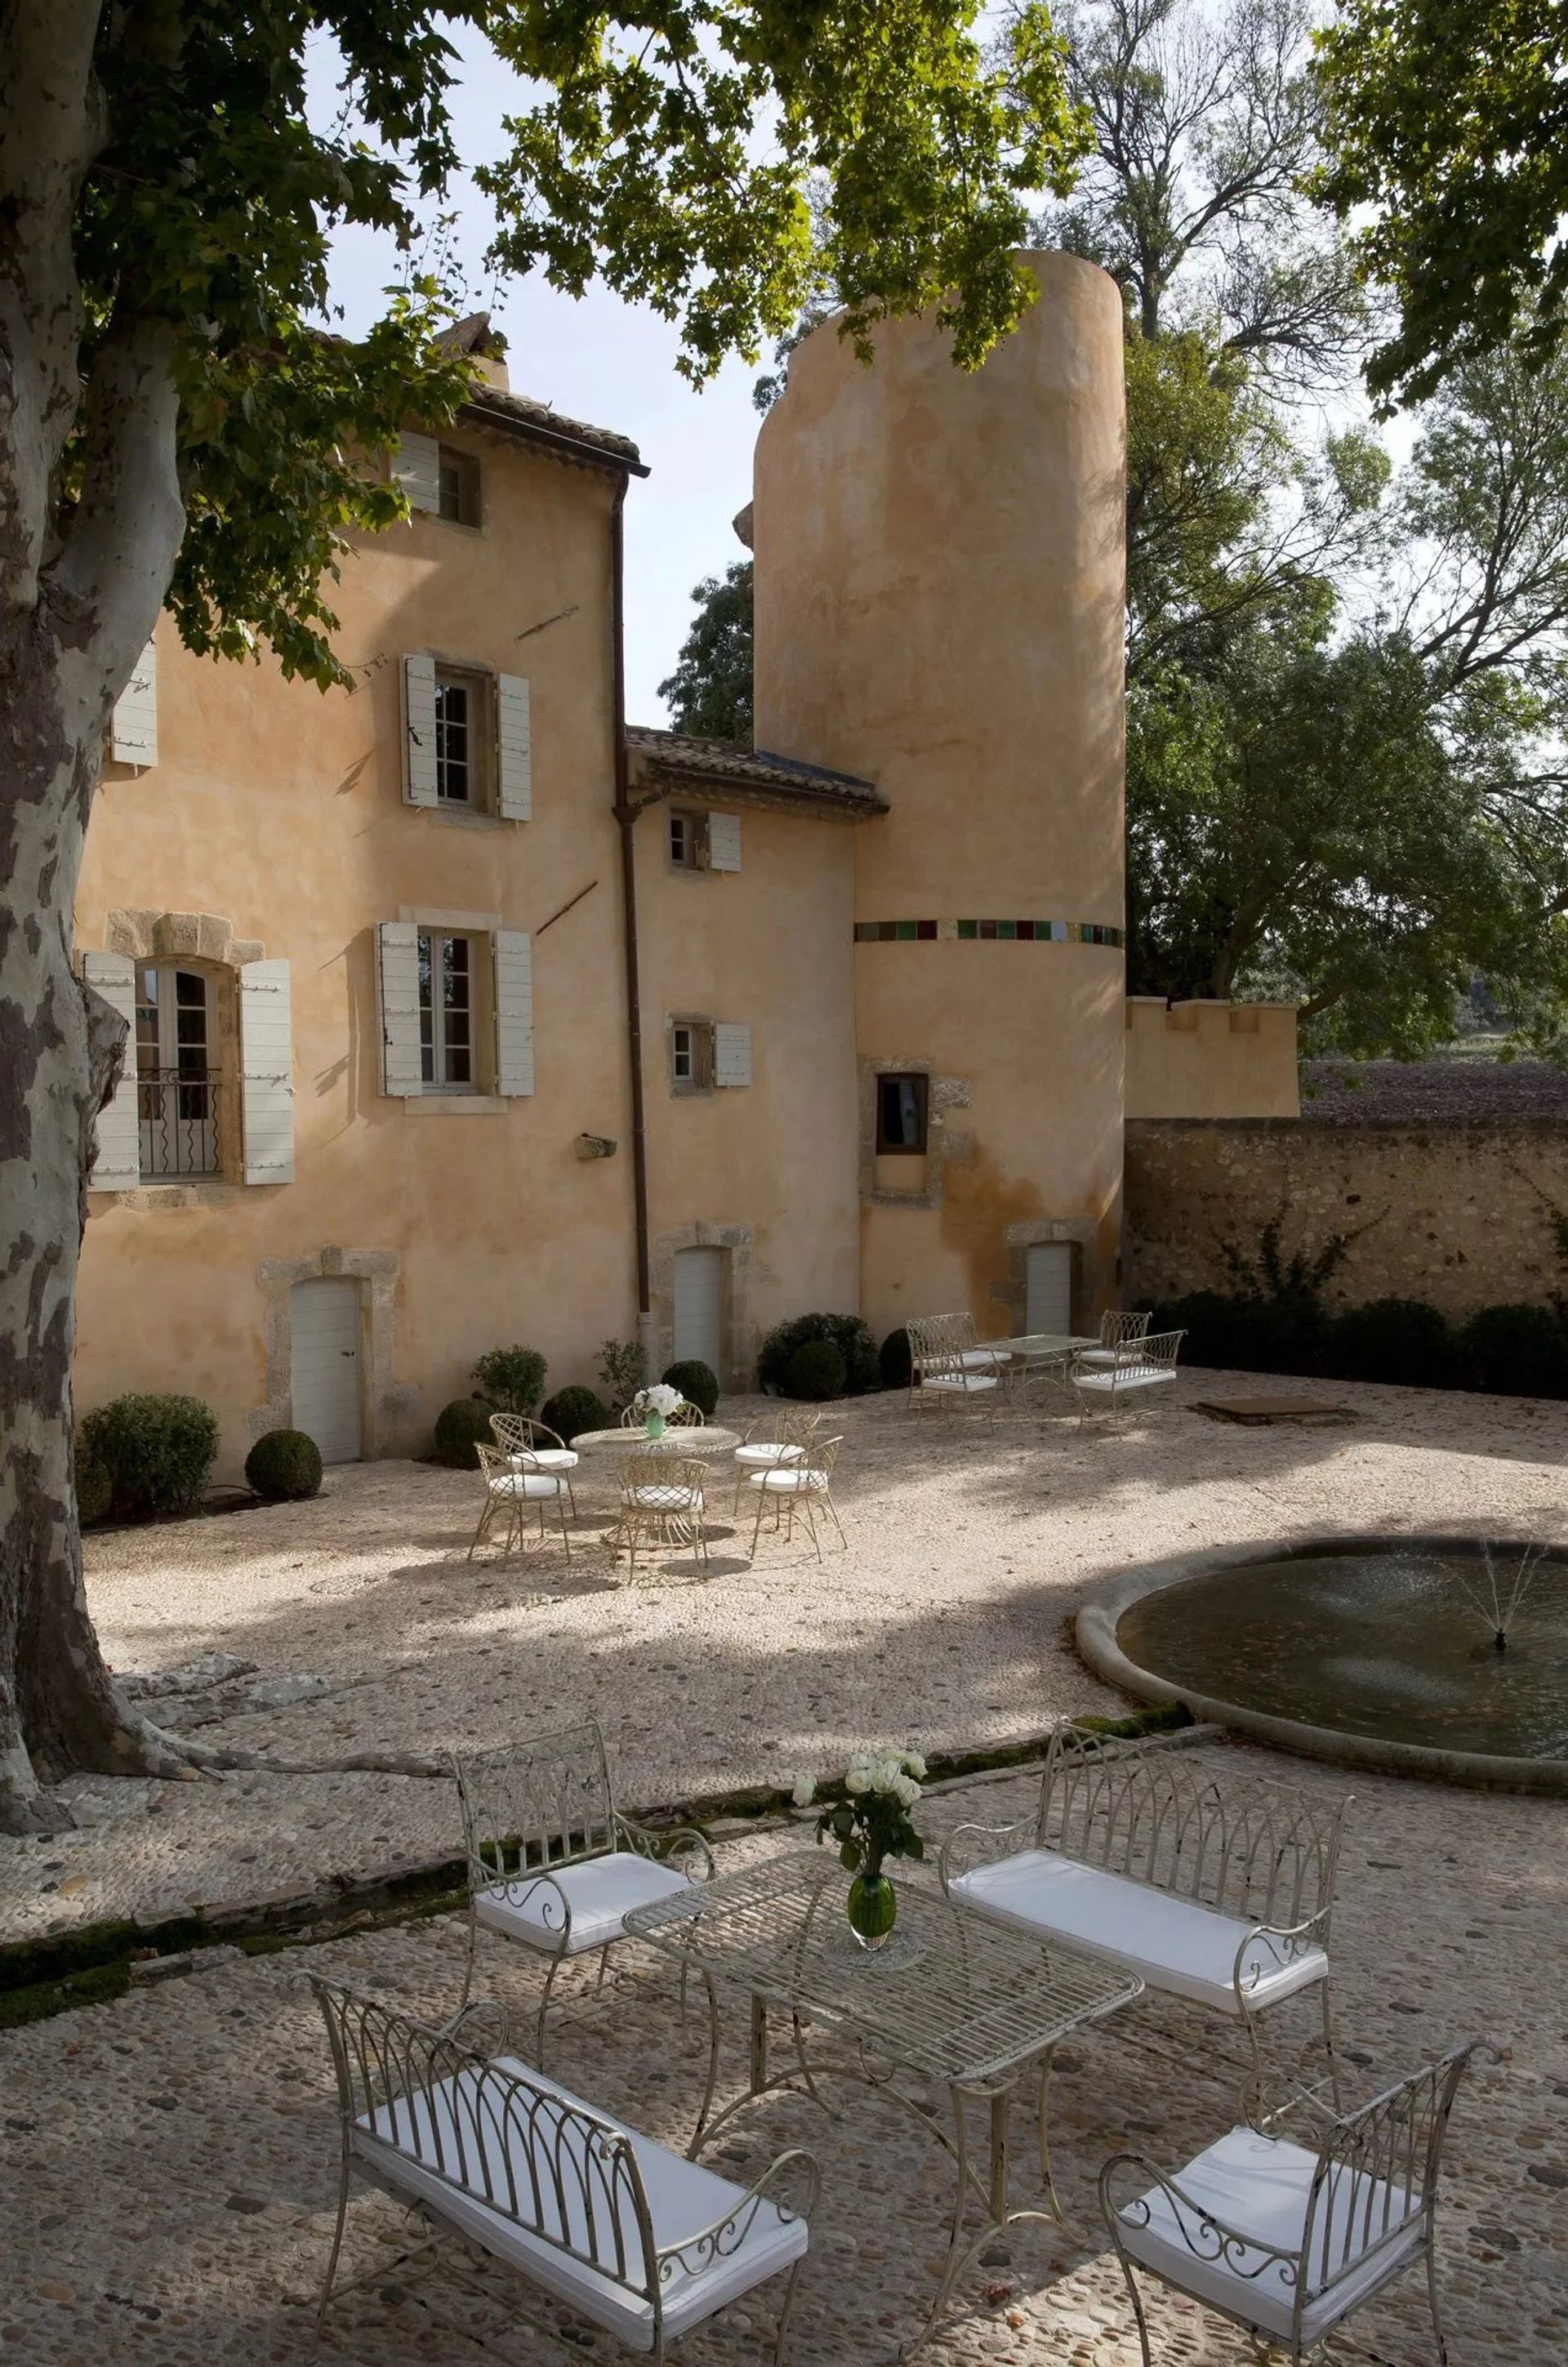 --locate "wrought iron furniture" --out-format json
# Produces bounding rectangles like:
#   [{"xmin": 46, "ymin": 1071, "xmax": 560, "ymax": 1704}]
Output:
[
  {"xmin": 310, "ymin": 1976, "xmax": 817, "ymax": 2365},
  {"xmin": 1075, "ymin": 1309, "xmax": 1154, "ymax": 1370},
  {"xmin": 620, "ymin": 1400, "xmax": 708, "ymax": 1428},
  {"xmin": 976, "ymin": 1328, "xmax": 1100, "ymax": 1402},
  {"xmin": 731, "ymin": 1407, "xmax": 822, "ymax": 1515},
  {"xmin": 625, "ymin": 1848, "xmax": 1141, "ymax": 2358},
  {"xmin": 906, "ymin": 1313, "xmax": 1004, "ymax": 1420},
  {"xmin": 490, "ymin": 1412, "xmax": 581, "ymax": 1516},
  {"xmin": 940, "ymin": 1727, "xmax": 1349, "ymax": 2101},
  {"xmin": 616, "ymin": 1451, "xmax": 713, "ymax": 1579},
  {"xmin": 469, "ymin": 1441, "xmax": 573, "ymax": 1562},
  {"xmin": 572, "ymin": 1425, "xmax": 741, "ymax": 1460},
  {"xmin": 1099, "ymin": 2042, "xmax": 1495, "ymax": 2365},
  {"xmin": 452, "ymin": 1718, "xmax": 715, "ymax": 2055},
  {"xmin": 746, "ymin": 1434, "xmax": 845, "ymax": 1563},
  {"xmin": 1070, "ymin": 1329, "xmax": 1186, "ymax": 1423}
]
